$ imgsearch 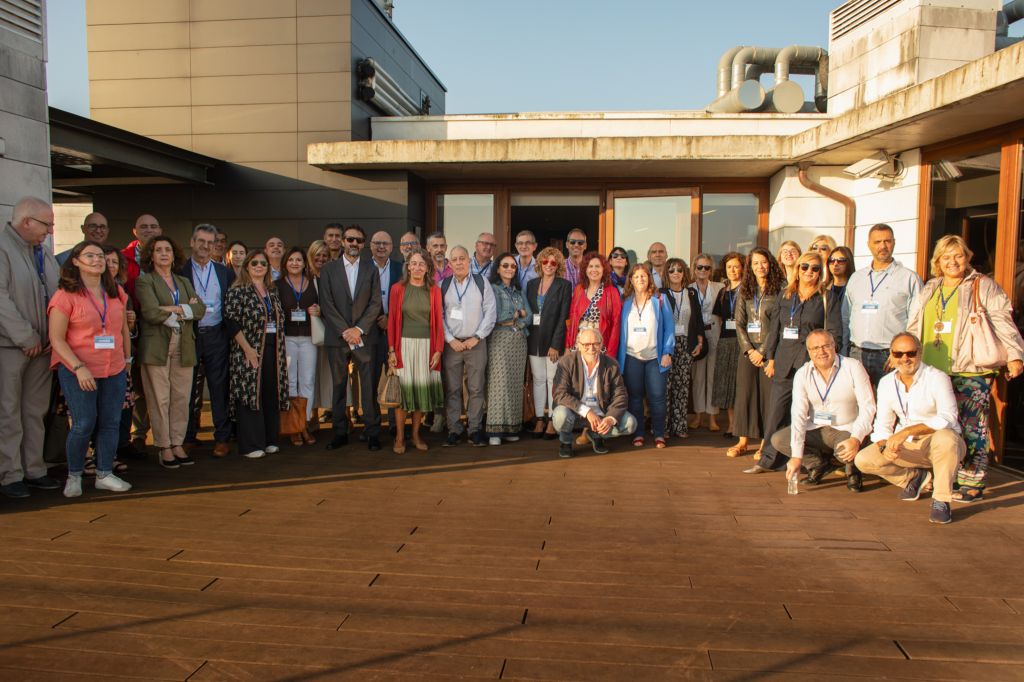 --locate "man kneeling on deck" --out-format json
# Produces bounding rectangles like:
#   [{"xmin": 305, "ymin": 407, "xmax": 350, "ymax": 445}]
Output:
[
  {"xmin": 551, "ymin": 328, "xmax": 636, "ymax": 458},
  {"xmin": 776, "ymin": 330, "xmax": 876, "ymax": 492},
  {"xmin": 855, "ymin": 332, "xmax": 966, "ymax": 524}
]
